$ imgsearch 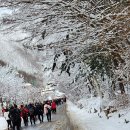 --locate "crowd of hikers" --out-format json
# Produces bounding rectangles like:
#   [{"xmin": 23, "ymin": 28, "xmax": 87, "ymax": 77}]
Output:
[{"xmin": 2, "ymin": 98, "xmax": 66, "ymax": 130}]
